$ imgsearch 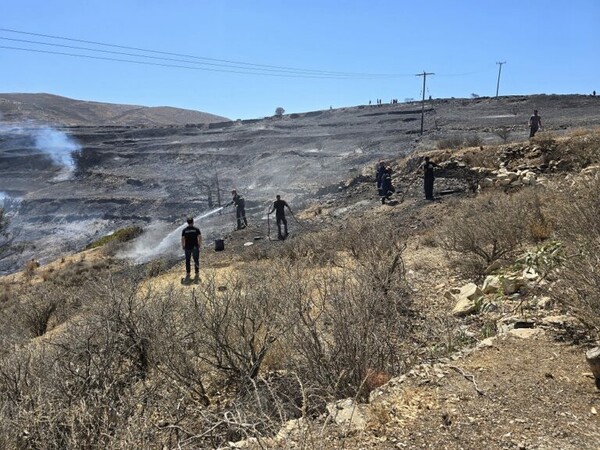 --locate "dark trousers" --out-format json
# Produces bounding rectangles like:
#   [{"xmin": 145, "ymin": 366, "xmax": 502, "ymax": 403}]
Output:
[
  {"xmin": 184, "ymin": 247, "xmax": 199, "ymax": 275},
  {"xmin": 529, "ymin": 126, "xmax": 538, "ymax": 138},
  {"xmin": 236, "ymin": 206, "xmax": 247, "ymax": 229},
  {"xmin": 424, "ymin": 176, "xmax": 435, "ymax": 200},
  {"xmin": 276, "ymin": 215, "xmax": 288, "ymax": 238}
]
